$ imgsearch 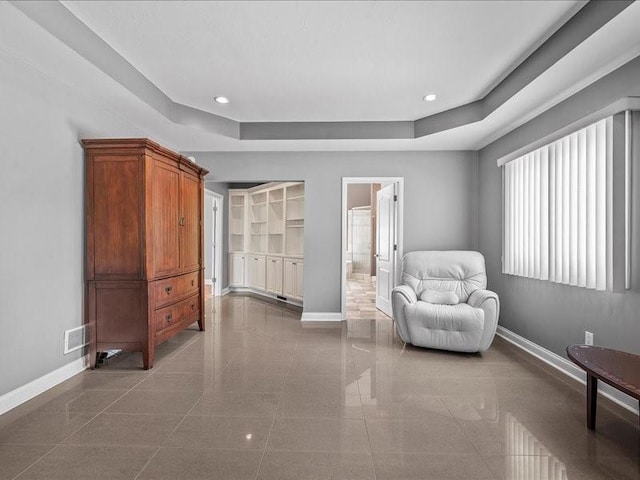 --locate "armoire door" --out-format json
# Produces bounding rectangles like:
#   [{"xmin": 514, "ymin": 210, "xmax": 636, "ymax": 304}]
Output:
[
  {"xmin": 152, "ymin": 161, "xmax": 181, "ymax": 277},
  {"xmin": 180, "ymin": 172, "xmax": 201, "ymax": 272}
]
